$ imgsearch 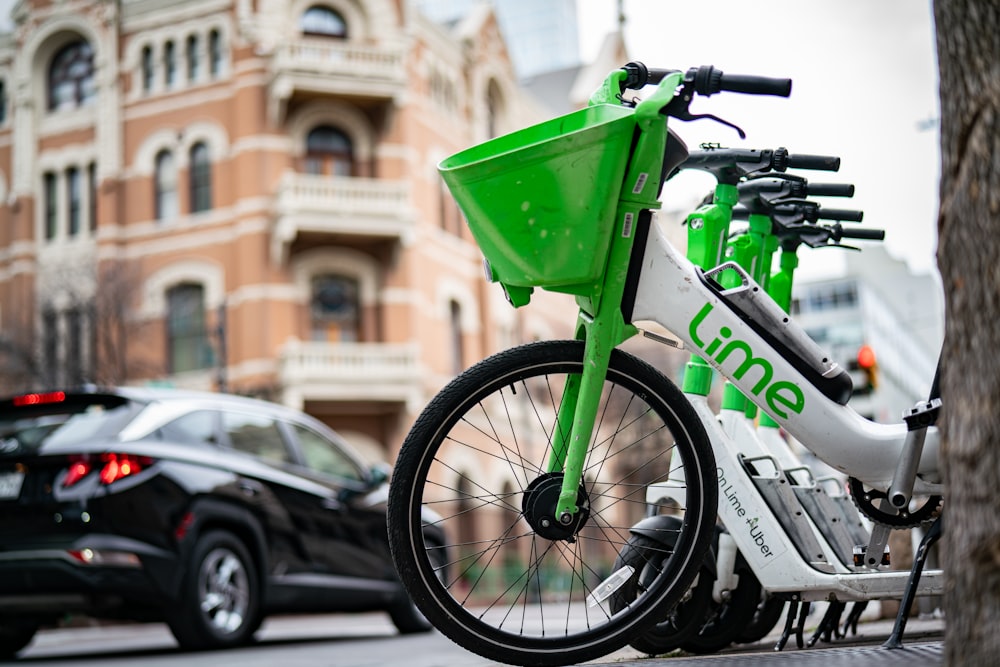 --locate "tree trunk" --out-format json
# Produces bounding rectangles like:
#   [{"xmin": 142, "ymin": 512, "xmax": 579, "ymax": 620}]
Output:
[{"xmin": 933, "ymin": 2, "xmax": 1000, "ymax": 665}]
